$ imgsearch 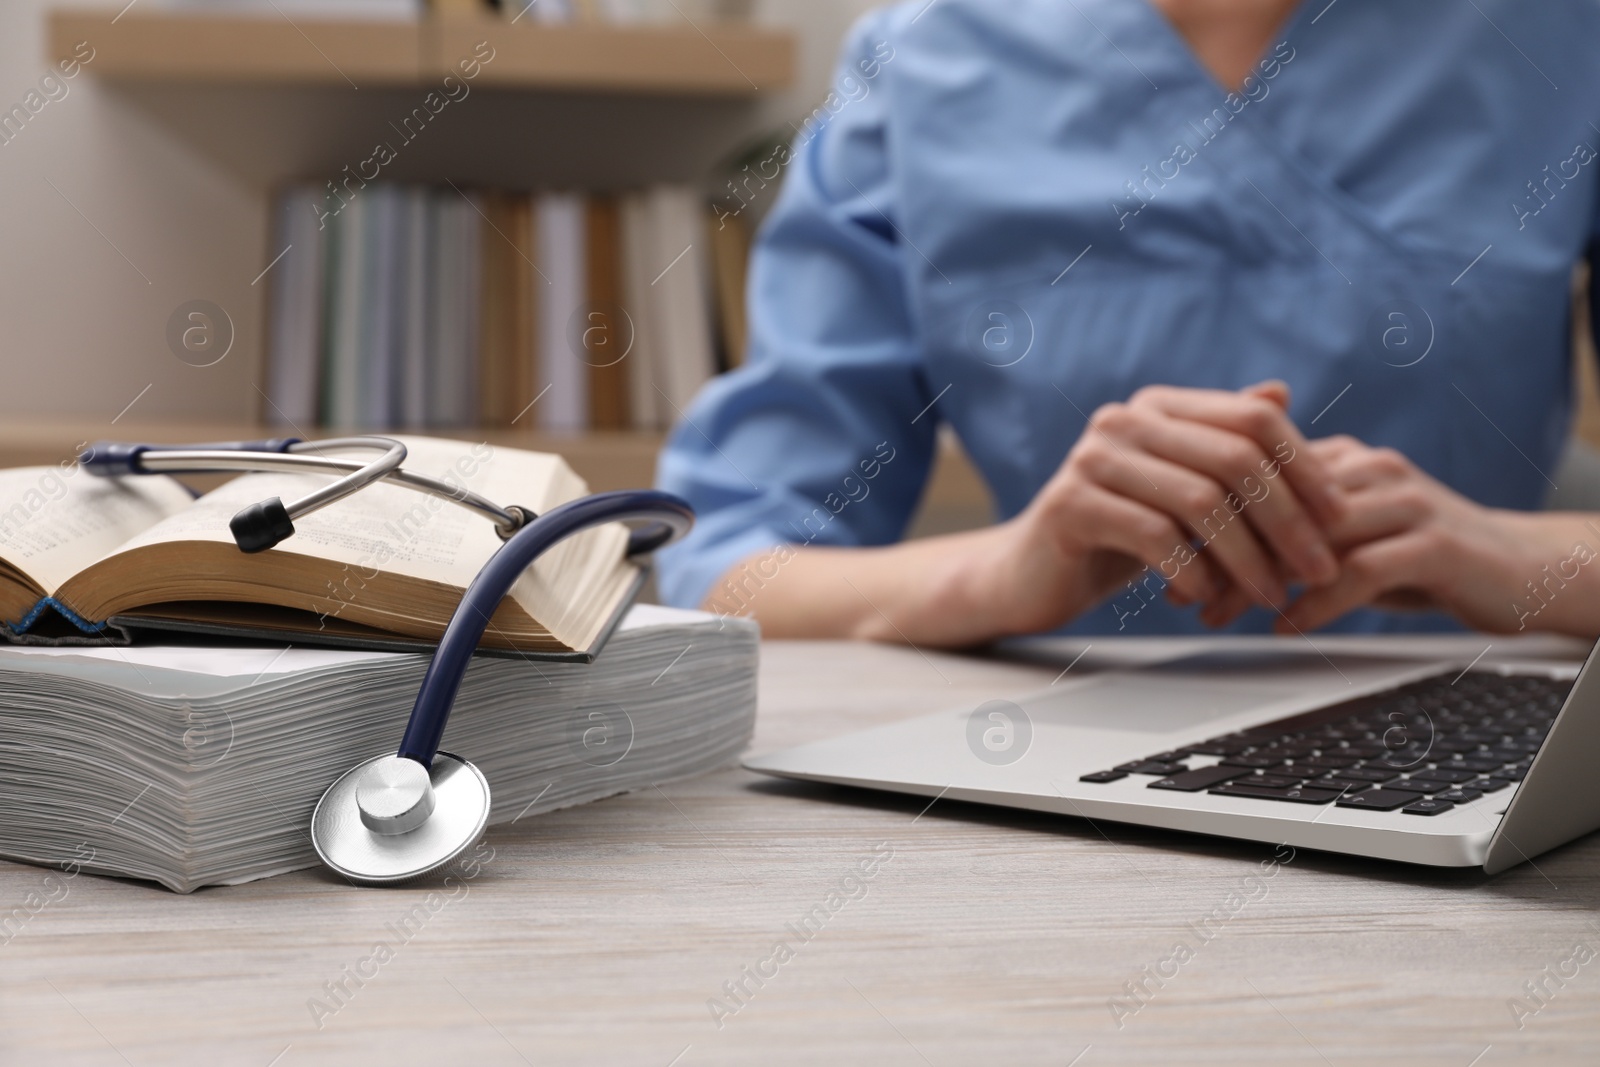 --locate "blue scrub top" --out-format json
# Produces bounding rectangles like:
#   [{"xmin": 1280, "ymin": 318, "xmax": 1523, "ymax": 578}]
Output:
[{"xmin": 656, "ymin": 0, "xmax": 1600, "ymax": 635}]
